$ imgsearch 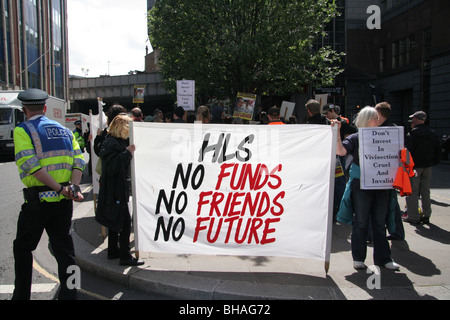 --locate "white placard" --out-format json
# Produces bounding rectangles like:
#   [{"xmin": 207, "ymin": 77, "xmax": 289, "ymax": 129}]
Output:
[
  {"xmin": 280, "ymin": 101, "xmax": 295, "ymax": 119},
  {"xmin": 359, "ymin": 126, "xmax": 404, "ymax": 190},
  {"xmin": 177, "ymin": 80, "xmax": 195, "ymax": 111}
]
